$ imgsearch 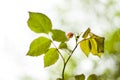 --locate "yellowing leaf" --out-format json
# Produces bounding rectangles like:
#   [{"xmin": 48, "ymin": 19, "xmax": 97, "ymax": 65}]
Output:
[
  {"xmin": 27, "ymin": 37, "xmax": 51, "ymax": 56},
  {"xmin": 82, "ymin": 28, "xmax": 91, "ymax": 38},
  {"xmin": 89, "ymin": 36, "xmax": 104, "ymax": 57},
  {"xmin": 44, "ymin": 48, "xmax": 59, "ymax": 67},
  {"xmin": 97, "ymin": 53, "xmax": 102, "ymax": 57},
  {"xmin": 95, "ymin": 36, "xmax": 105, "ymax": 53},
  {"xmin": 89, "ymin": 38, "xmax": 98, "ymax": 55},
  {"xmin": 80, "ymin": 39, "xmax": 91, "ymax": 56}
]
